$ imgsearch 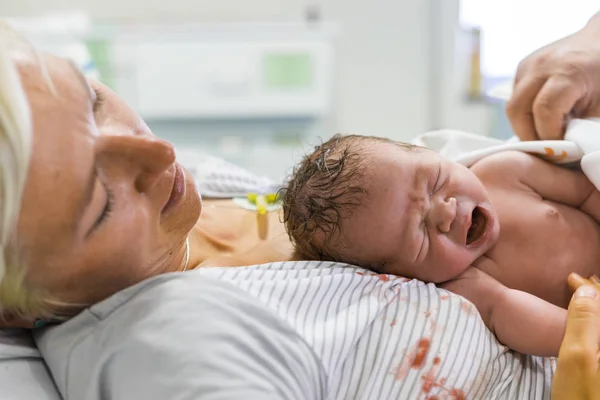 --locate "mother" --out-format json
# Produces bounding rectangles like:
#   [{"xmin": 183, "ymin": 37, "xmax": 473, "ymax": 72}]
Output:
[{"xmin": 0, "ymin": 25, "xmax": 296, "ymax": 326}]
